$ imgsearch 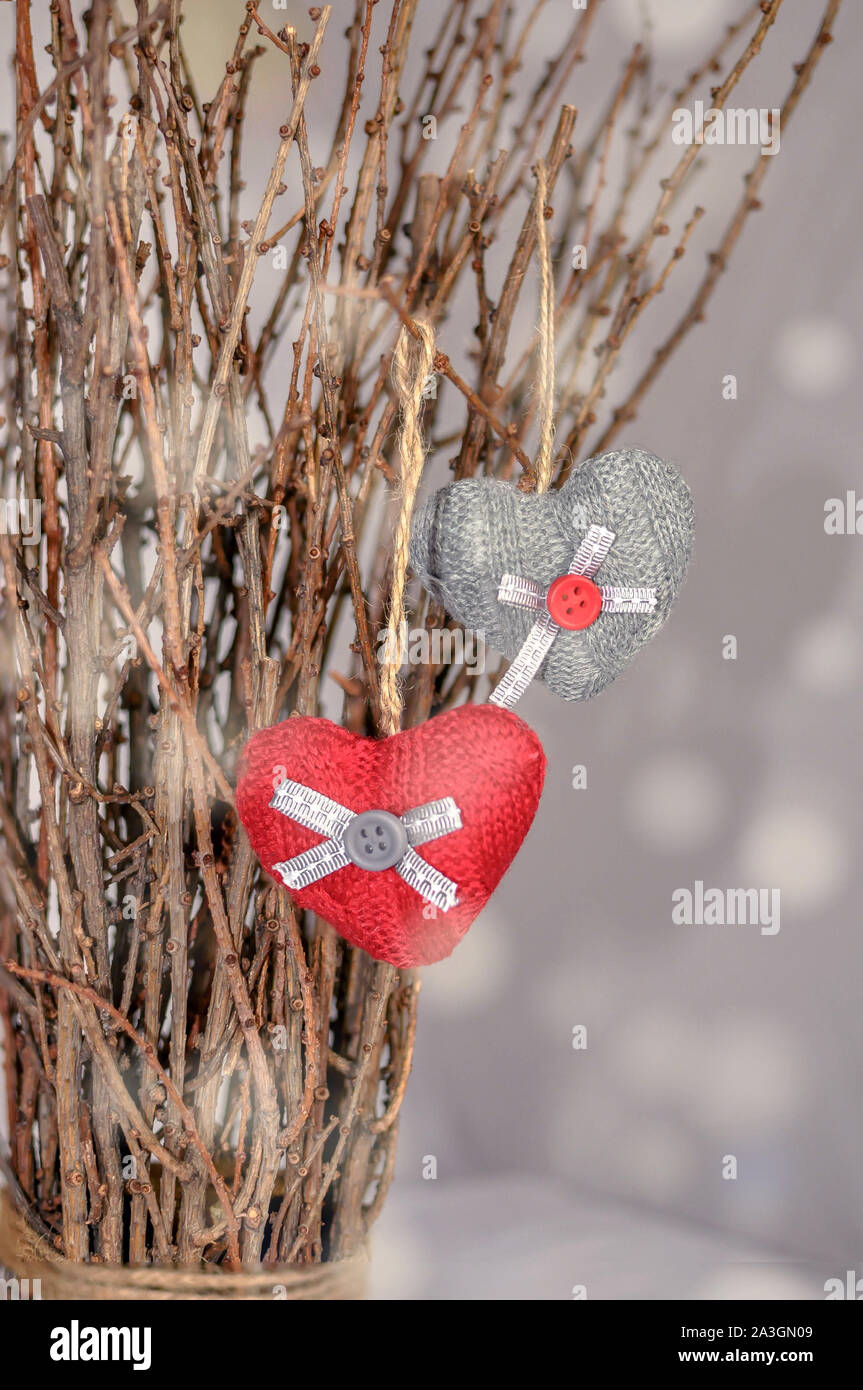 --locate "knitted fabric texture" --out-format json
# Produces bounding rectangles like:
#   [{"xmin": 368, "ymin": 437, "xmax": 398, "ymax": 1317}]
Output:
[
  {"xmin": 236, "ymin": 704, "xmax": 546, "ymax": 968},
  {"xmin": 409, "ymin": 446, "xmax": 694, "ymax": 701}
]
